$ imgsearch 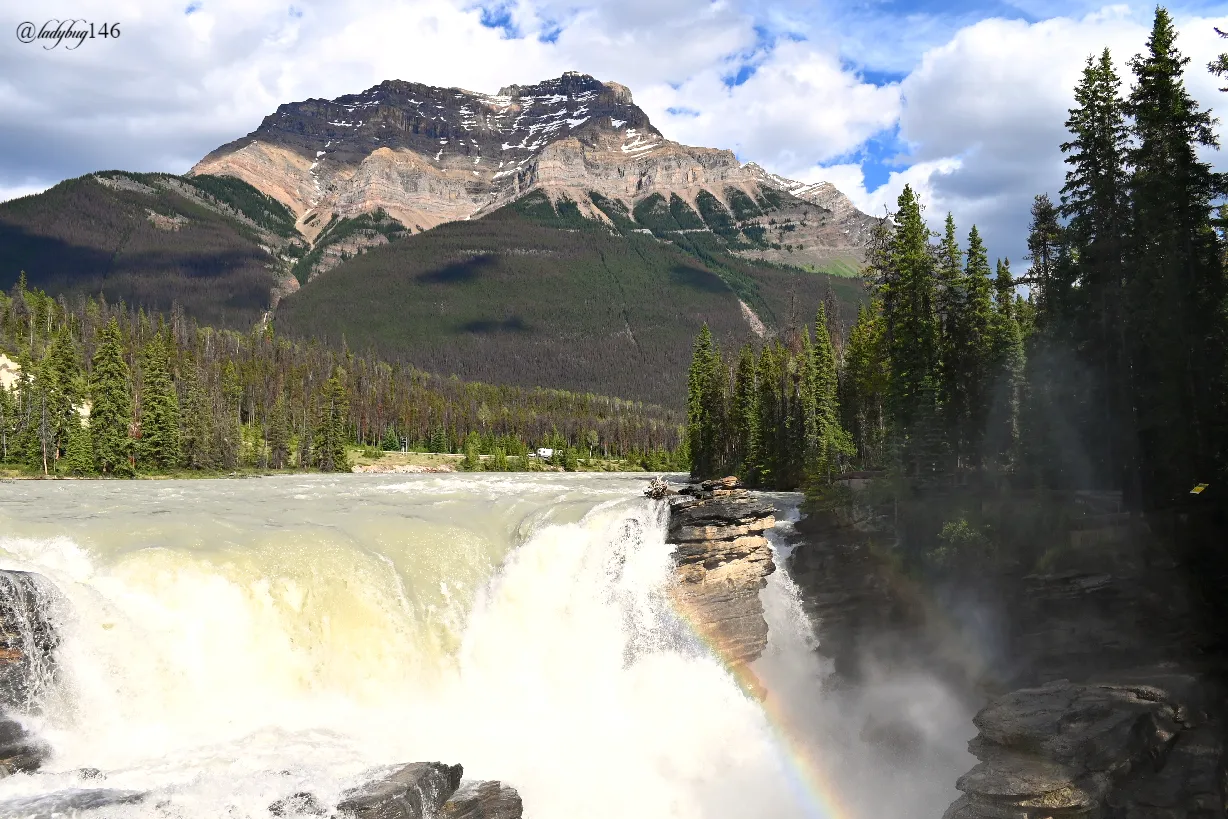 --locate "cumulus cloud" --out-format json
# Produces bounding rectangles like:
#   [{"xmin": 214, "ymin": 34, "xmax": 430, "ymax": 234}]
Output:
[
  {"xmin": 3, "ymin": 0, "xmax": 1228, "ymax": 269},
  {"xmin": 793, "ymin": 7, "xmax": 1228, "ymax": 265}
]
